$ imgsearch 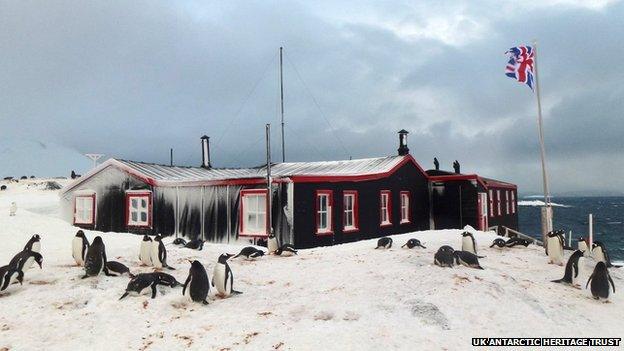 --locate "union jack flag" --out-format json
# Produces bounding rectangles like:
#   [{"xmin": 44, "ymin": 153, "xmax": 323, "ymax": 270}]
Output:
[{"xmin": 505, "ymin": 46, "xmax": 535, "ymax": 91}]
